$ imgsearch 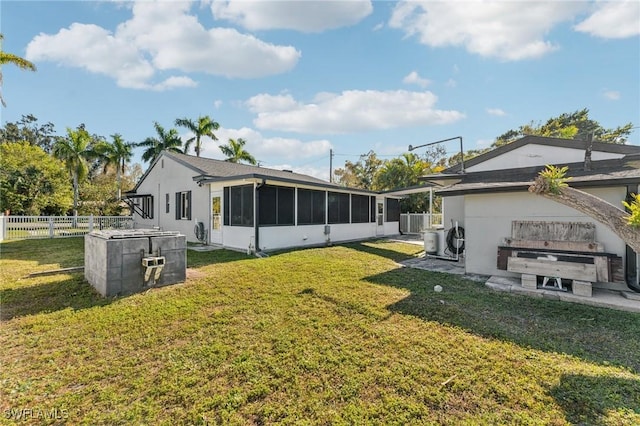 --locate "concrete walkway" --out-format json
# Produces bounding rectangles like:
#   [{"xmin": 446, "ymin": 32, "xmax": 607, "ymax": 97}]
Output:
[{"xmin": 390, "ymin": 235, "xmax": 640, "ymax": 314}]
